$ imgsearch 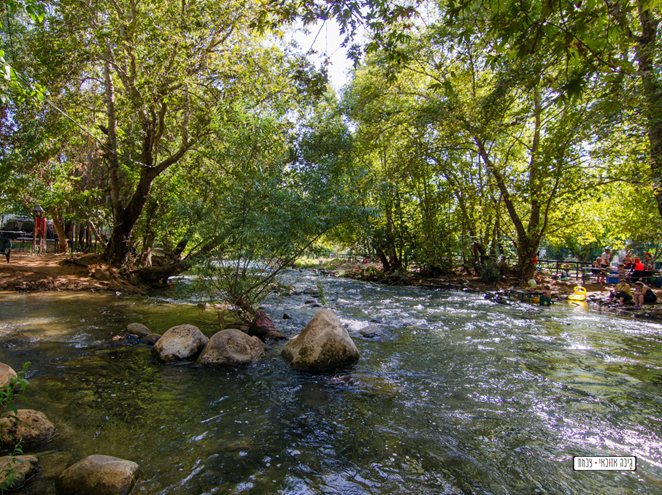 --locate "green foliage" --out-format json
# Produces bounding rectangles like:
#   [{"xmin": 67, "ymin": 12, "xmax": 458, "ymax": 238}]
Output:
[{"xmin": 189, "ymin": 95, "xmax": 361, "ymax": 316}]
